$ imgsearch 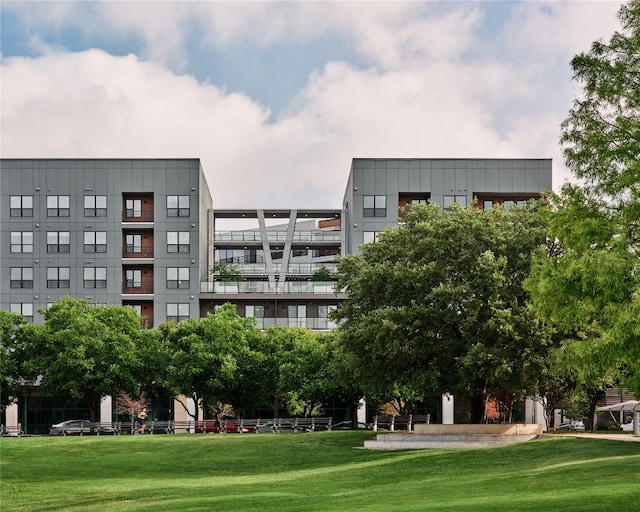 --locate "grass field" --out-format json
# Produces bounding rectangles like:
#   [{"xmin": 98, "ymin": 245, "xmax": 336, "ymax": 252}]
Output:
[{"xmin": 1, "ymin": 431, "xmax": 639, "ymax": 512}]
